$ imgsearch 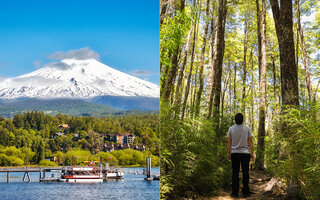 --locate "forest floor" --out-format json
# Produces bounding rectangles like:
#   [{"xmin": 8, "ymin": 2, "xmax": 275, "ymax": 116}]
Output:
[{"xmin": 197, "ymin": 170, "xmax": 286, "ymax": 200}]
